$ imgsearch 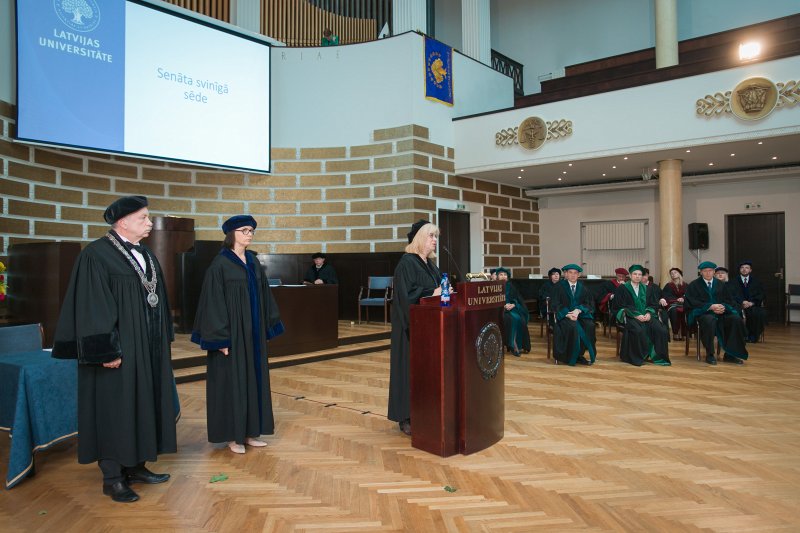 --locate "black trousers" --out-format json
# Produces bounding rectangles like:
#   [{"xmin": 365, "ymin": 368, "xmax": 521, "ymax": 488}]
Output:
[{"xmin": 98, "ymin": 460, "xmax": 145, "ymax": 484}]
